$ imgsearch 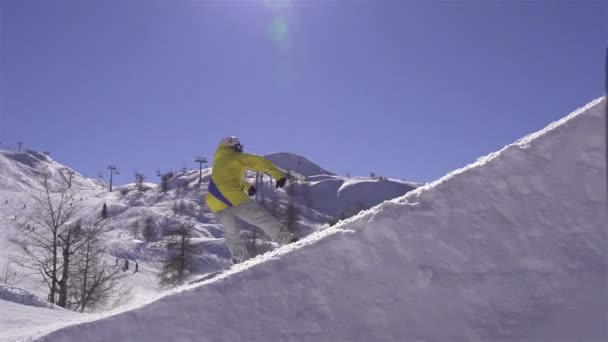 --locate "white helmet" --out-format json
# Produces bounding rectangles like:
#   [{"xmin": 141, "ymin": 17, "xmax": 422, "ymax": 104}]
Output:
[{"xmin": 219, "ymin": 136, "xmax": 243, "ymax": 152}]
